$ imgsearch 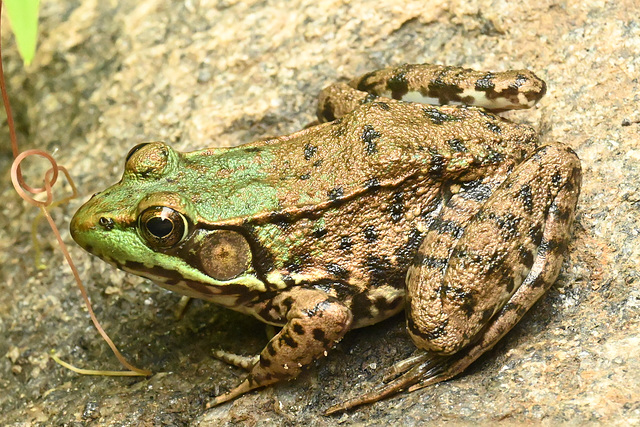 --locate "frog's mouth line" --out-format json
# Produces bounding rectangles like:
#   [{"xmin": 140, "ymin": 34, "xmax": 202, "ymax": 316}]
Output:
[
  {"xmin": 117, "ymin": 259, "xmax": 266, "ymax": 304},
  {"xmin": 123, "ymin": 261, "xmax": 218, "ymax": 299}
]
